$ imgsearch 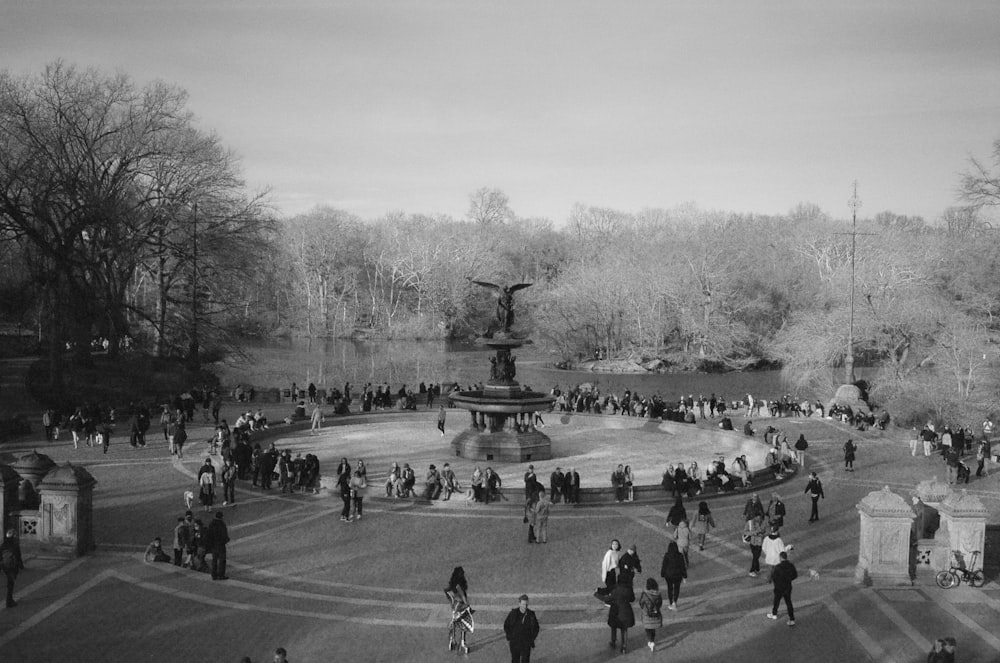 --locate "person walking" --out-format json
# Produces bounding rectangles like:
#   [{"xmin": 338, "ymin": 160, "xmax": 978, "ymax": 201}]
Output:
[
  {"xmin": 804, "ymin": 472, "xmax": 825, "ymax": 522},
  {"xmin": 692, "ymin": 501, "xmax": 716, "ymax": 551},
  {"xmin": 766, "ymin": 551, "xmax": 798, "ymax": 626},
  {"xmin": 174, "ymin": 419, "xmax": 187, "ymax": 460},
  {"xmin": 205, "ymin": 511, "xmax": 230, "ymax": 581},
  {"xmin": 533, "ymin": 488, "xmax": 551, "ymax": 544},
  {"xmin": 675, "ymin": 519, "xmax": 691, "ymax": 566},
  {"xmin": 618, "ymin": 545, "xmax": 642, "ymax": 587},
  {"xmin": 221, "ymin": 459, "xmax": 237, "ymax": 506},
  {"xmin": 660, "ymin": 540, "xmax": 687, "ymax": 611},
  {"xmin": 503, "ymin": 594, "xmax": 540, "ymax": 663},
  {"xmin": 524, "ymin": 493, "xmax": 538, "ymax": 544},
  {"xmin": 638, "ymin": 577, "xmax": 663, "ymax": 653},
  {"xmin": 1, "ymin": 528, "xmax": 25, "ymax": 608},
  {"xmin": 747, "ymin": 514, "xmax": 767, "ymax": 577},
  {"xmin": 309, "ymin": 405, "xmax": 322, "ymax": 434},
  {"xmin": 844, "ymin": 438, "xmax": 857, "ymax": 471},
  {"xmin": 445, "ymin": 566, "xmax": 473, "ymax": 654},
  {"xmin": 198, "ymin": 459, "xmax": 216, "ymax": 512},
  {"xmin": 767, "ymin": 492, "xmax": 786, "ymax": 529},
  {"xmin": 743, "ymin": 493, "xmax": 765, "ymax": 522},
  {"xmin": 794, "ymin": 434, "xmax": 808, "ymax": 466},
  {"xmin": 601, "ymin": 539, "xmax": 623, "ymax": 593},
  {"xmin": 437, "ymin": 404, "xmax": 446, "ymax": 436},
  {"xmin": 606, "ymin": 576, "xmax": 636, "ymax": 654}
]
